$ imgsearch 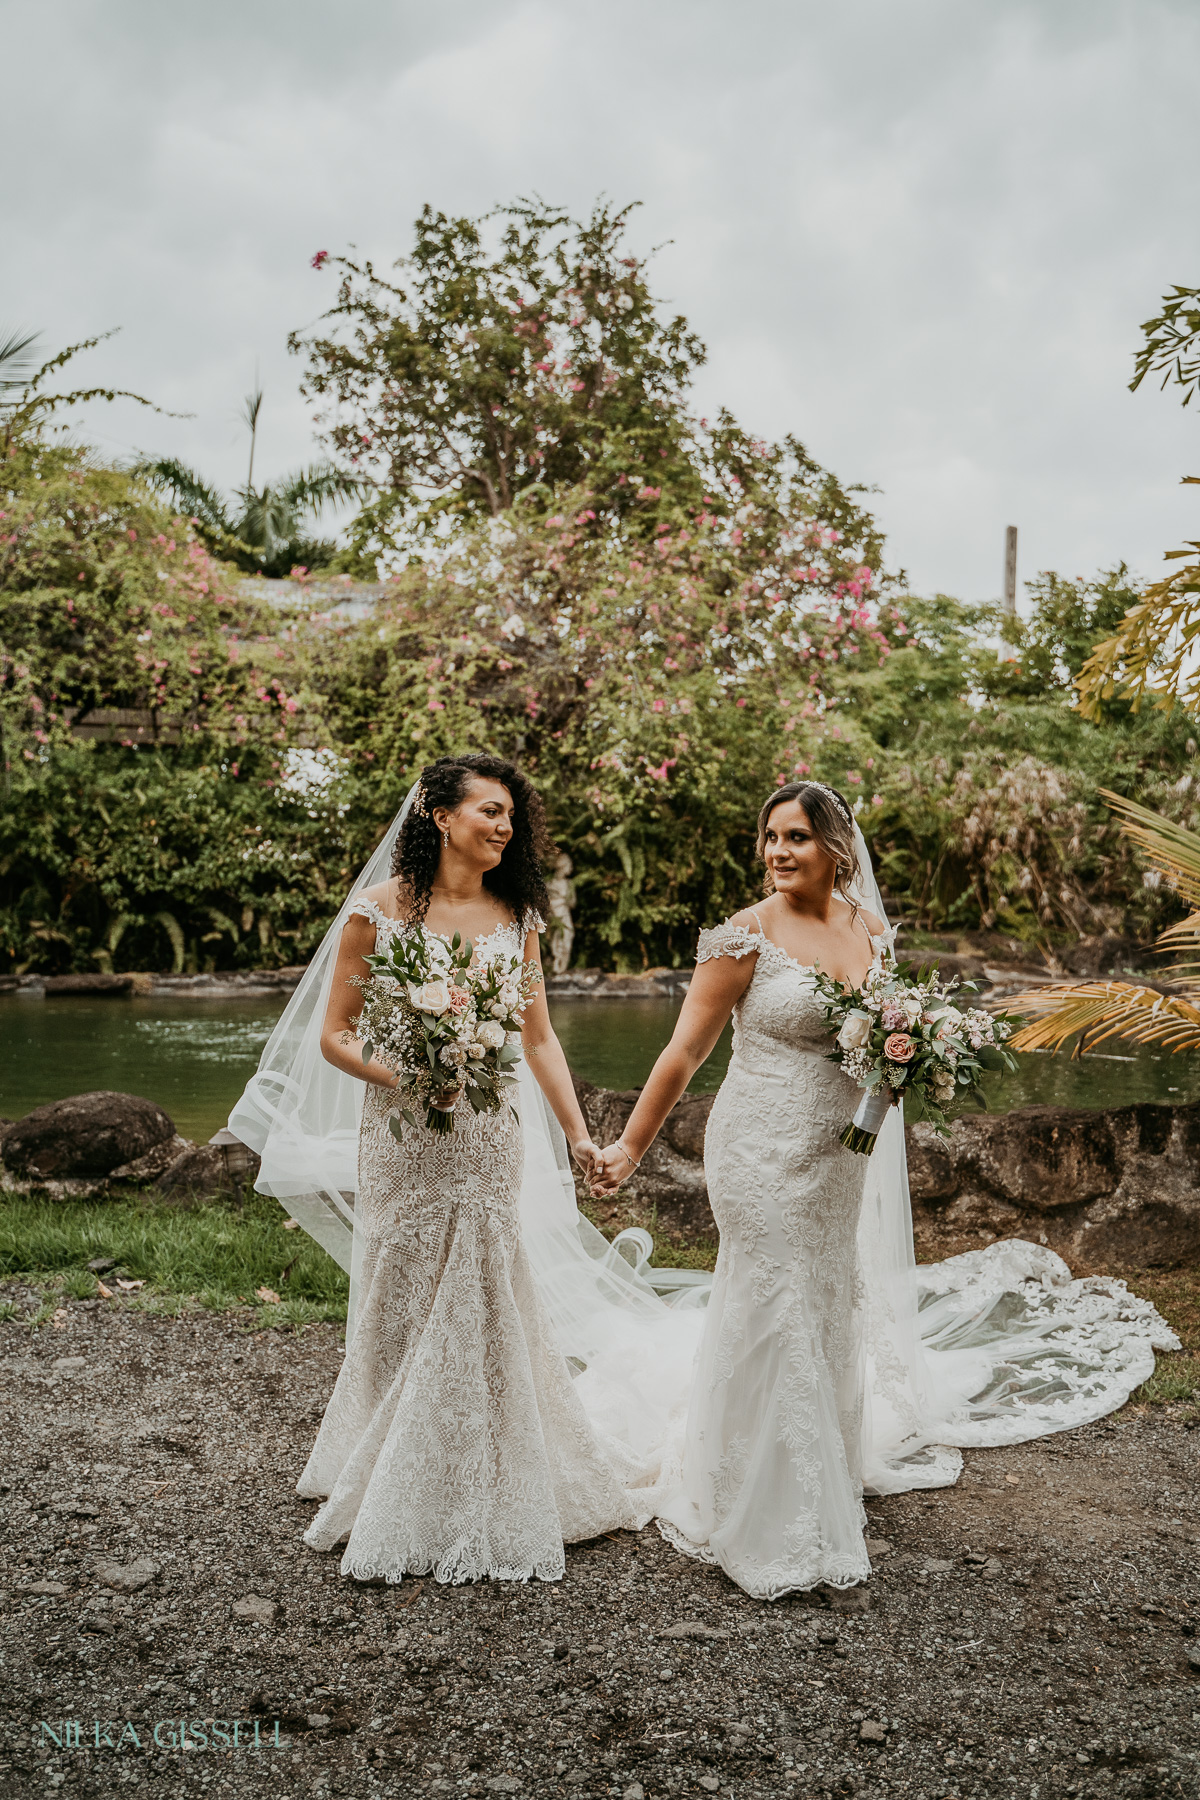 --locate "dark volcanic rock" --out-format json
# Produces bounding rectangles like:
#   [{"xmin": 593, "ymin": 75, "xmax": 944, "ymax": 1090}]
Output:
[
  {"xmin": 574, "ymin": 1076, "xmax": 1200, "ymax": 1265},
  {"xmin": 155, "ymin": 1137, "xmax": 261, "ymax": 1200},
  {"xmin": 907, "ymin": 1101, "xmax": 1200, "ymax": 1264},
  {"xmin": 3, "ymin": 1091, "xmax": 176, "ymax": 1179},
  {"xmin": 108, "ymin": 1134, "xmax": 193, "ymax": 1185}
]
